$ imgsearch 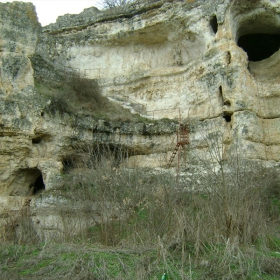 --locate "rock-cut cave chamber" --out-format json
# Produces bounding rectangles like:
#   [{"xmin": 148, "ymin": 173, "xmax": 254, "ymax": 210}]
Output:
[
  {"xmin": 8, "ymin": 168, "xmax": 45, "ymax": 196},
  {"xmin": 238, "ymin": 33, "xmax": 280, "ymax": 61}
]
